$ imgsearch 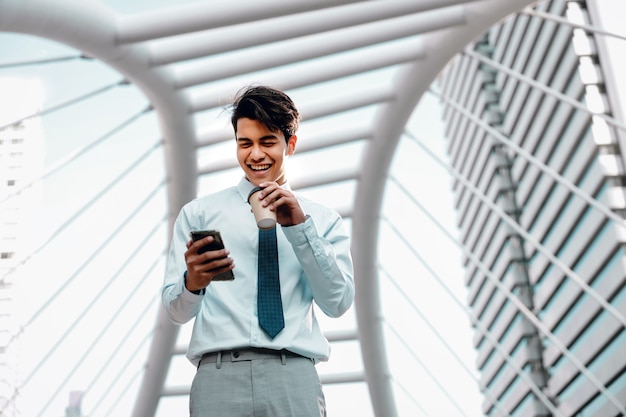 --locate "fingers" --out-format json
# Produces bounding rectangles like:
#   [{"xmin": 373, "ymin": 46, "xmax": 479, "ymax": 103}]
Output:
[
  {"xmin": 186, "ymin": 255, "xmax": 235, "ymax": 289},
  {"xmin": 190, "ymin": 256, "xmax": 234, "ymax": 276},
  {"xmin": 186, "ymin": 243, "xmax": 231, "ymax": 267},
  {"xmin": 187, "ymin": 235, "xmax": 213, "ymax": 251},
  {"xmin": 257, "ymin": 182, "xmax": 293, "ymax": 209},
  {"xmin": 256, "ymin": 182, "xmax": 278, "ymax": 204},
  {"xmin": 256, "ymin": 182, "xmax": 306, "ymax": 226},
  {"xmin": 186, "ymin": 236, "xmax": 226, "ymax": 259},
  {"xmin": 185, "ymin": 236, "xmax": 234, "ymax": 288}
]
